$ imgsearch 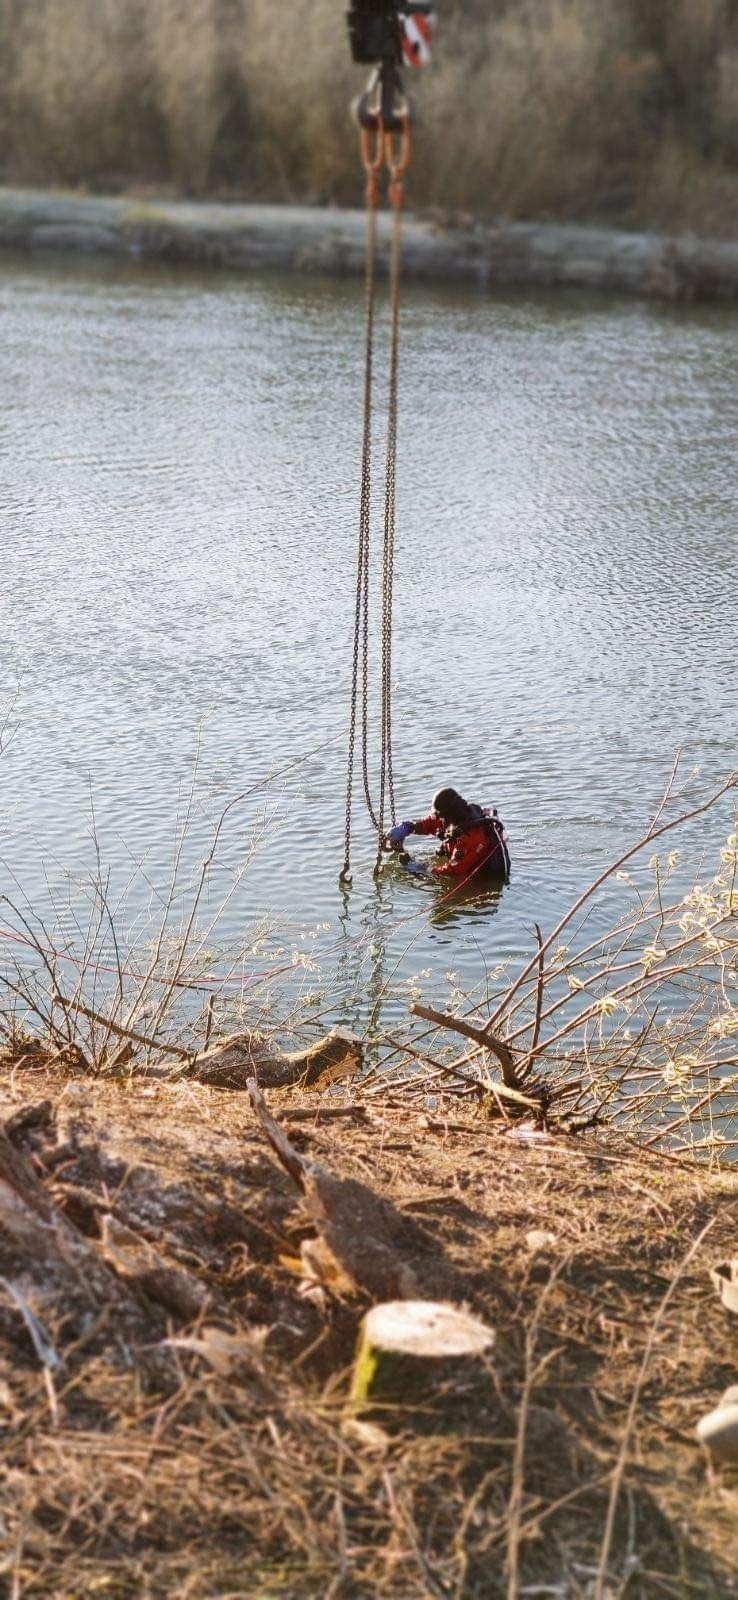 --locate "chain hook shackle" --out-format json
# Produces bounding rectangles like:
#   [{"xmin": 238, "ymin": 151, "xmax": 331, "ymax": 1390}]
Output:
[
  {"xmin": 360, "ymin": 121, "xmax": 384, "ymax": 207},
  {"xmin": 384, "ymin": 112, "xmax": 411, "ymax": 209}
]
